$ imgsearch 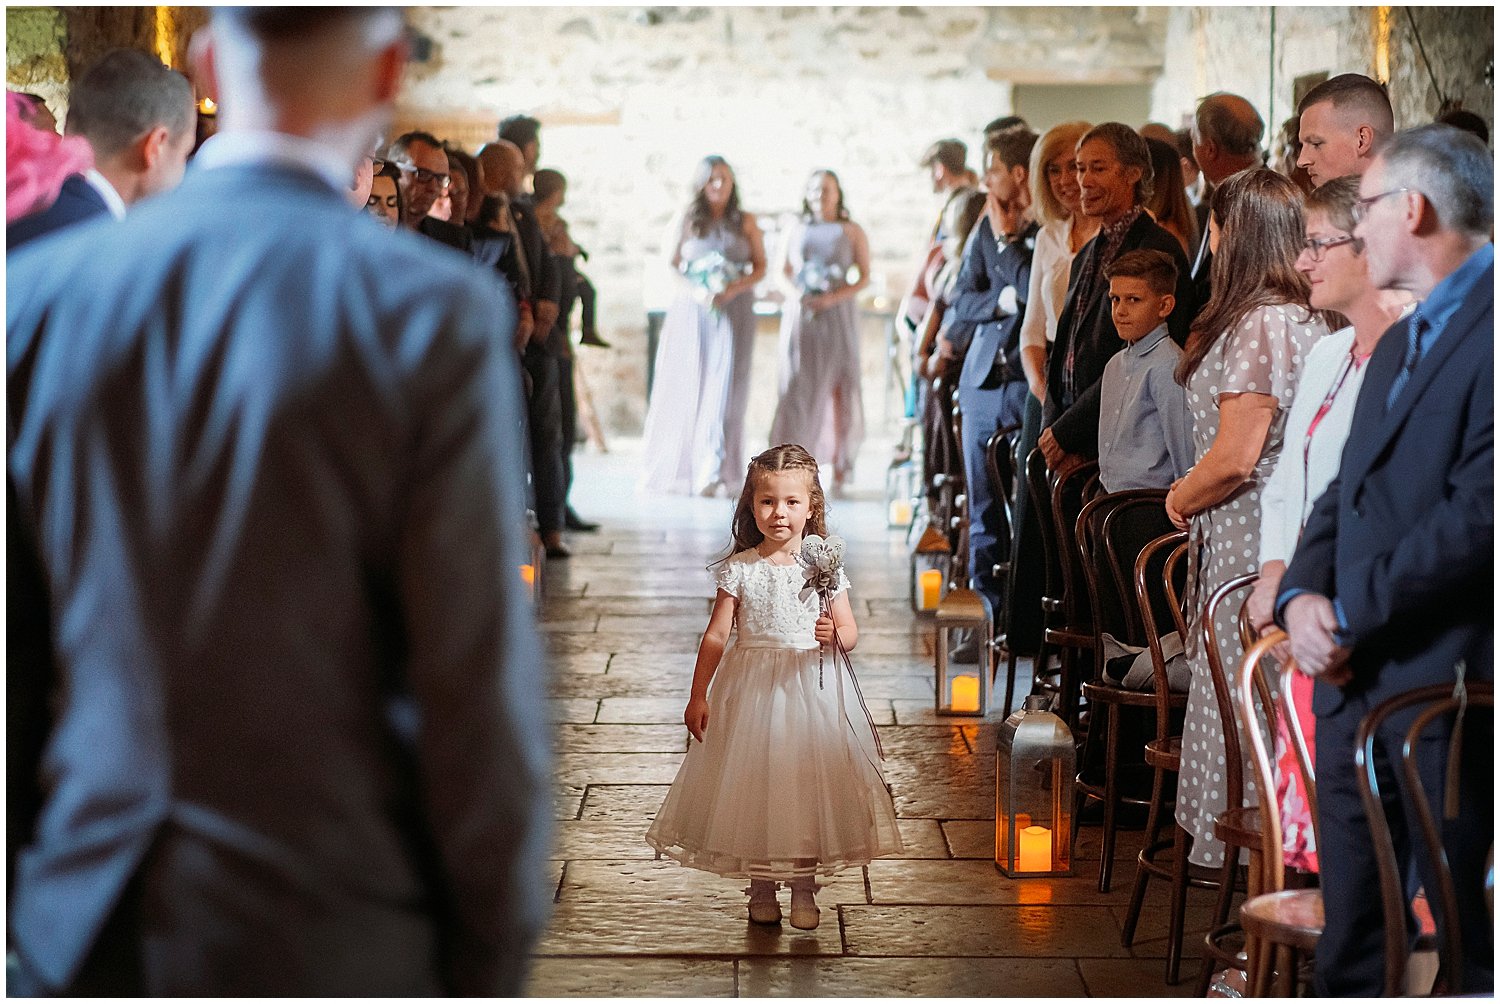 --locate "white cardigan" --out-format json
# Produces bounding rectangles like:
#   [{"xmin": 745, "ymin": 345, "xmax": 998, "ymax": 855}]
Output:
[{"xmin": 1258, "ymin": 325, "xmax": 1361, "ymax": 565}]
